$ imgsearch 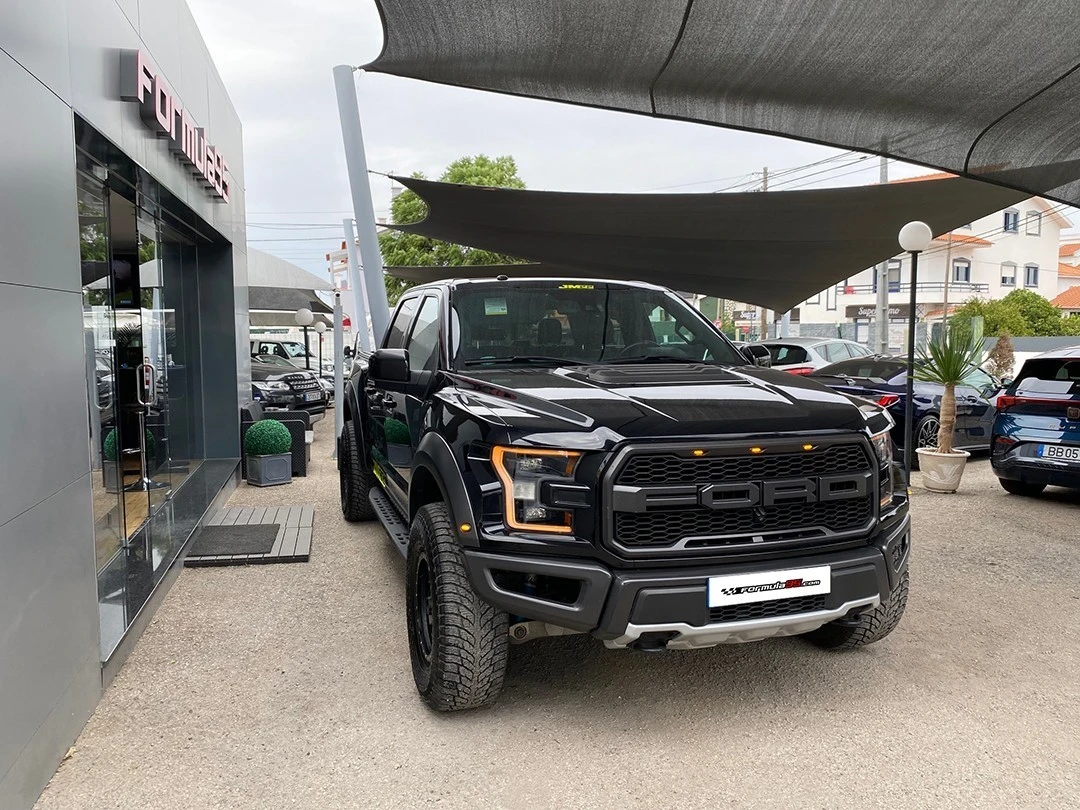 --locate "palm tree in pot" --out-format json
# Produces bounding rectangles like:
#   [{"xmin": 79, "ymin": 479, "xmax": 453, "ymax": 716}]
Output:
[{"xmin": 913, "ymin": 327, "xmax": 984, "ymax": 492}]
